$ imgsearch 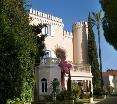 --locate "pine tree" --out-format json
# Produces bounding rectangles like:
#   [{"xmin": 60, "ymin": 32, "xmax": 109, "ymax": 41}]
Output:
[{"xmin": 88, "ymin": 14, "xmax": 102, "ymax": 95}]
